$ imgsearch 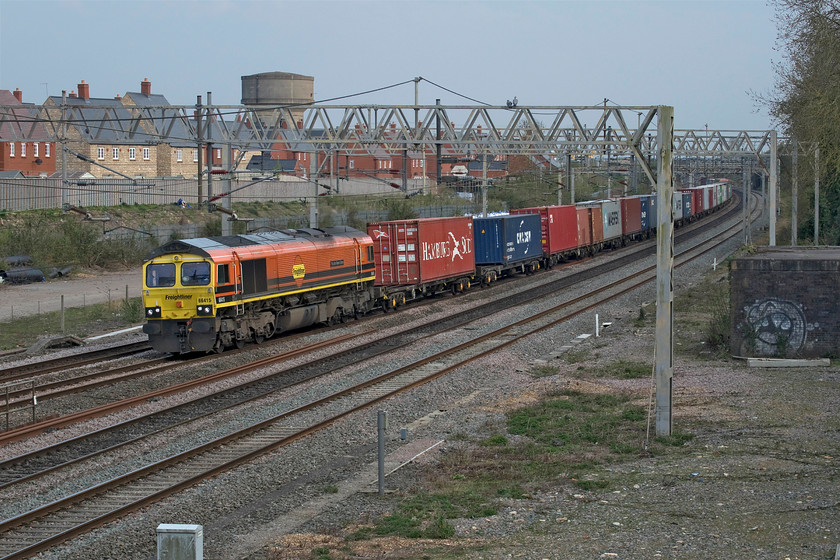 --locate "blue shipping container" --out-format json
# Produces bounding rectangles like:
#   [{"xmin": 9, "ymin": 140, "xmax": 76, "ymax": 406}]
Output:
[
  {"xmin": 473, "ymin": 214, "xmax": 543, "ymax": 265},
  {"xmin": 639, "ymin": 195, "xmax": 653, "ymax": 231},
  {"xmin": 682, "ymin": 192, "xmax": 693, "ymax": 219}
]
